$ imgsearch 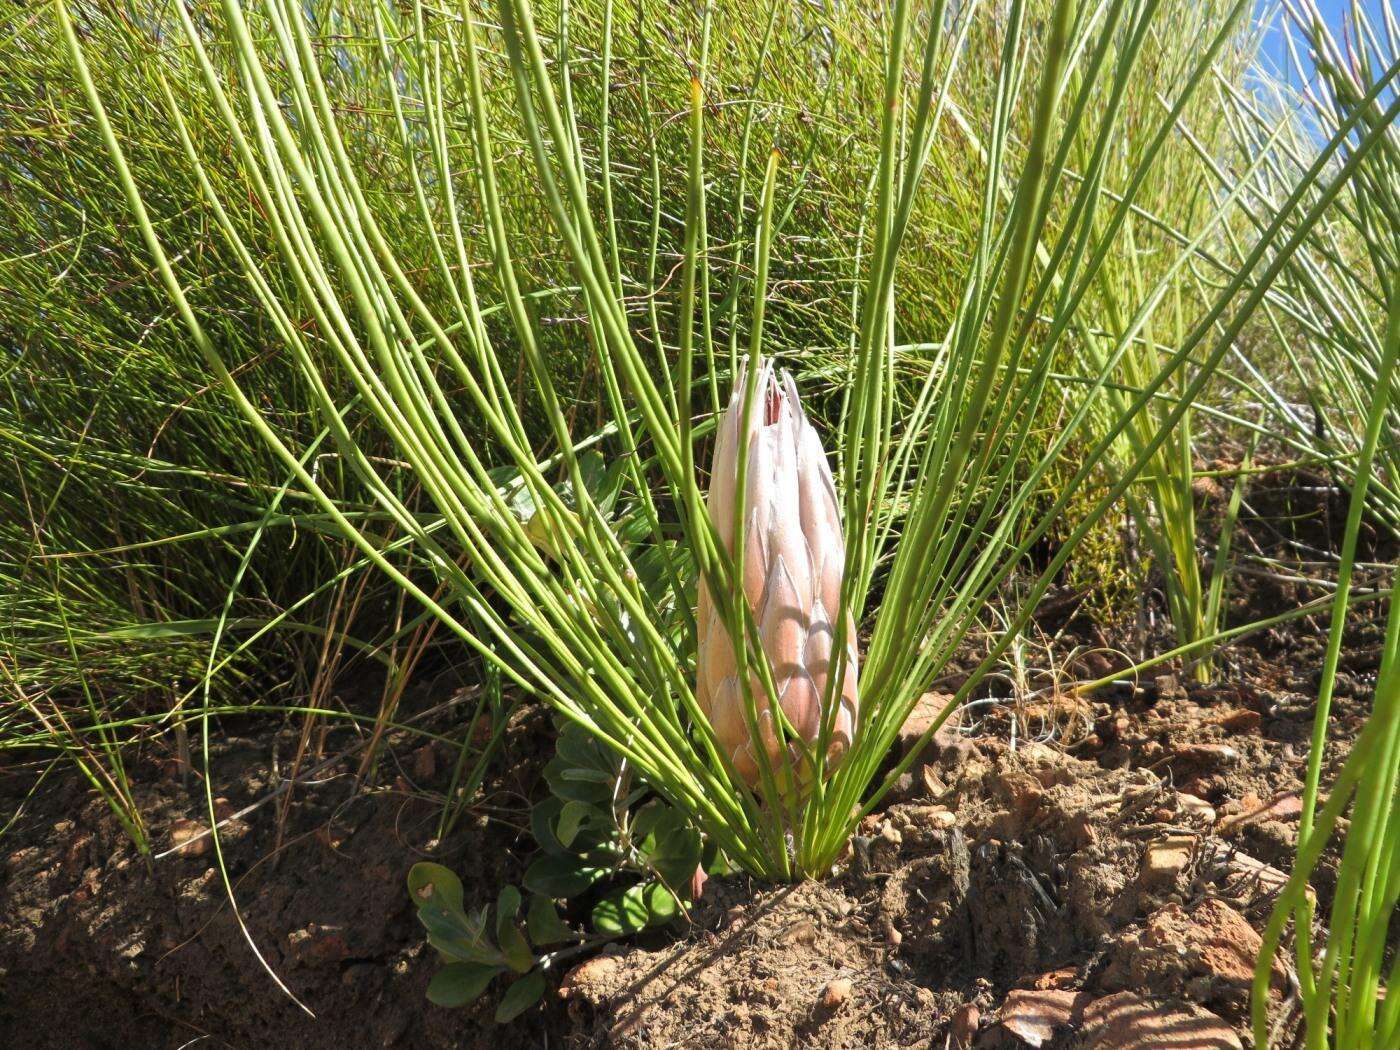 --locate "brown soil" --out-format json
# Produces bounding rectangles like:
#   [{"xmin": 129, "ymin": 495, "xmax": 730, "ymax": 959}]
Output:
[
  {"xmin": 554, "ymin": 686, "xmax": 1358, "ymax": 1049},
  {"xmin": 0, "ymin": 469, "xmax": 1386, "ymax": 1048},
  {"xmin": 0, "ymin": 697, "xmax": 567, "ymax": 1049}
]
